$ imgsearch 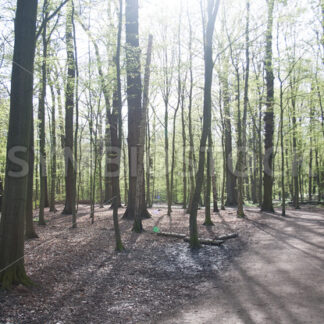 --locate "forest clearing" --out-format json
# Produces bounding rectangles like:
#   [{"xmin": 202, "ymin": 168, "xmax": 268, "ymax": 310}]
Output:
[{"xmin": 1, "ymin": 0, "xmax": 324, "ymax": 322}]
